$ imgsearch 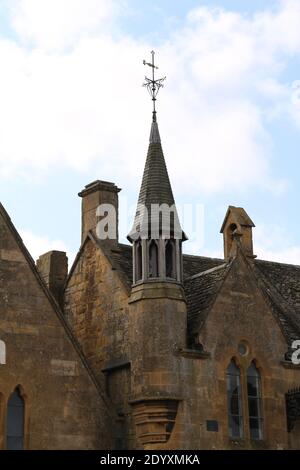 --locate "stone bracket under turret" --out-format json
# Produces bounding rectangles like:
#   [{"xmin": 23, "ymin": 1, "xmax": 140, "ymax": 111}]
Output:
[
  {"xmin": 286, "ymin": 387, "xmax": 300, "ymax": 432},
  {"xmin": 129, "ymin": 396, "xmax": 182, "ymax": 446}
]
